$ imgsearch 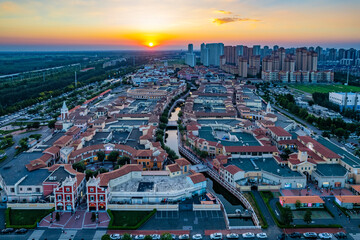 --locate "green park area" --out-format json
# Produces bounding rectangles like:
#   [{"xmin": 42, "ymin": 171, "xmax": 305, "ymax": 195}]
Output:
[
  {"xmin": 108, "ymin": 209, "xmax": 156, "ymax": 229},
  {"xmin": 6, "ymin": 208, "xmax": 54, "ymax": 228},
  {"xmin": 289, "ymin": 84, "xmax": 360, "ymax": 94}
]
